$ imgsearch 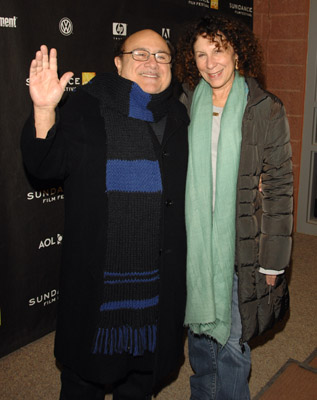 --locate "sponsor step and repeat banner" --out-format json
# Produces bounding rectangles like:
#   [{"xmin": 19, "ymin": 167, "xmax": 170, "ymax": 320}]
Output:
[{"xmin": 0, "ymin": 0, "xmax": 253, "ymax": 357}]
